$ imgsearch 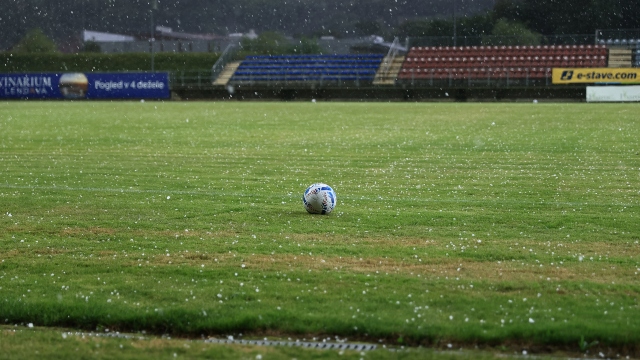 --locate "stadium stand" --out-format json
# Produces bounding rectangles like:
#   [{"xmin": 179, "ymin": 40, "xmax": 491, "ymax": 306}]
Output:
[
  {"xmin": 229, "ymin": 54, "xmax": 384, "ymax": 84},
  {"xmin": 600, "ymin": 38, "xmax": 640, "ymax": 48},
  {"xmin": 212, "ymin": 61, "xmax": 242, "ymax": 86},
  {"xmin": 373, "ymin": 55, "xmax": 405, "ymax": 85},
  {"xmin": 398, "ymin": 45, "xmax": 608, "ymax": 82},
  {"xmin": 608, "ymin": 48, "xmax": 633, "ymax": 67}
]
